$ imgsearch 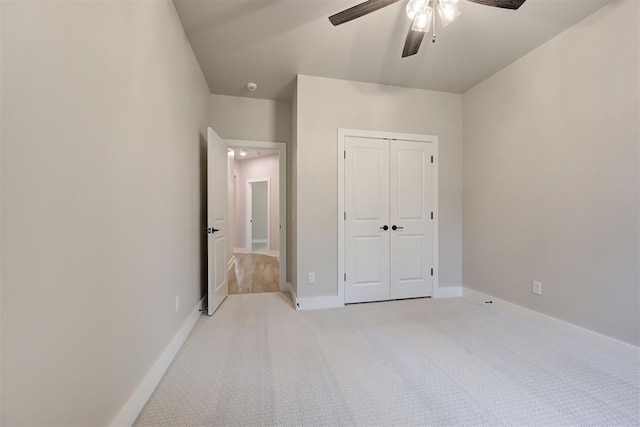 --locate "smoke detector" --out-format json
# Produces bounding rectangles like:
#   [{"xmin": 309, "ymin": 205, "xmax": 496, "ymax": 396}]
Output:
[{"xmin": 247, "ymin": 82, "xmax": 258, "ymax": 92}]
